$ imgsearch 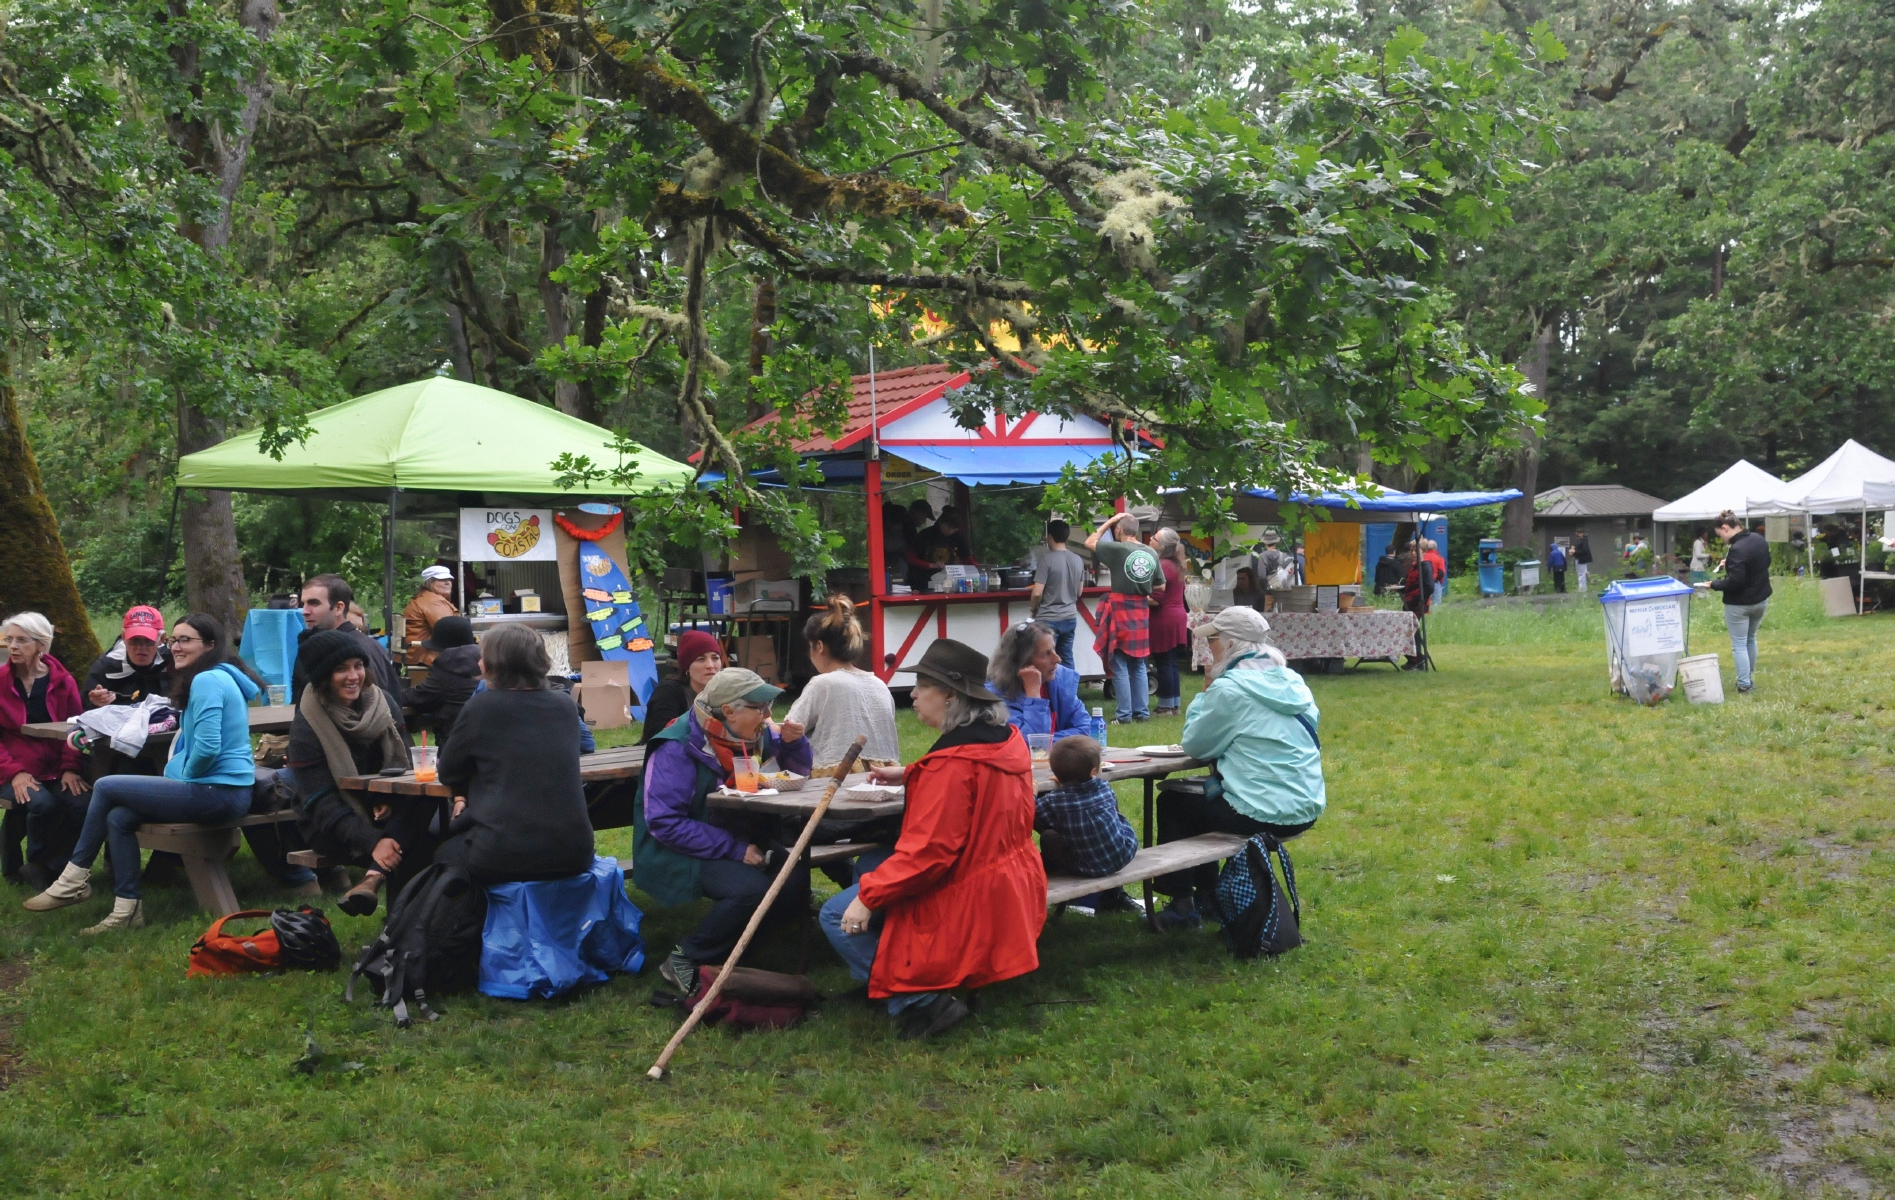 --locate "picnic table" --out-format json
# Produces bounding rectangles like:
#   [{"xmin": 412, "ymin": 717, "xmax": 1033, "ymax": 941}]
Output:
[
  {"xmin": 19, "ymin": 704, "xmax": 297, "ymax": 749},
  {"xmin": 338, "ymin": 744, "xmax": 652, "ymax": 830}
]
